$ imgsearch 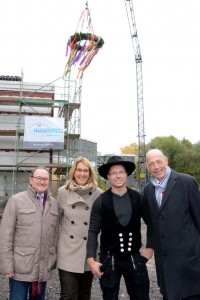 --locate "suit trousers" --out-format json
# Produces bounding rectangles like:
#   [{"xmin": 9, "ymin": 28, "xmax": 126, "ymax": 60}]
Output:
[{"xmin": 58, "ymin": 269, "xmax": 93, "ymax": 300}]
